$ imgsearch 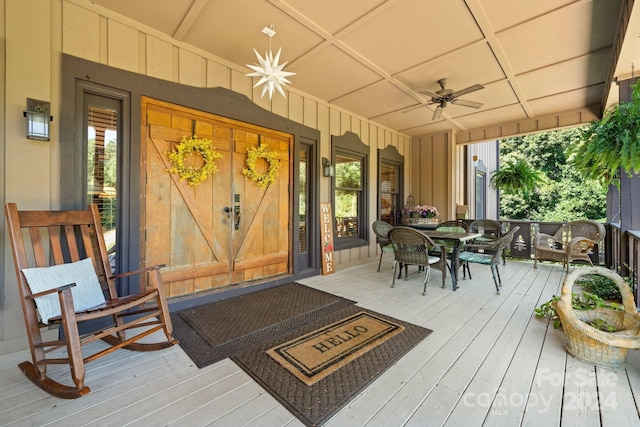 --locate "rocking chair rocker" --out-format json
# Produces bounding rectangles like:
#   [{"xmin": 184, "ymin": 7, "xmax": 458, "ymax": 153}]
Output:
[{"xmin": 5, "ymin": 203, "xmax": 177, "ymax": 398}]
